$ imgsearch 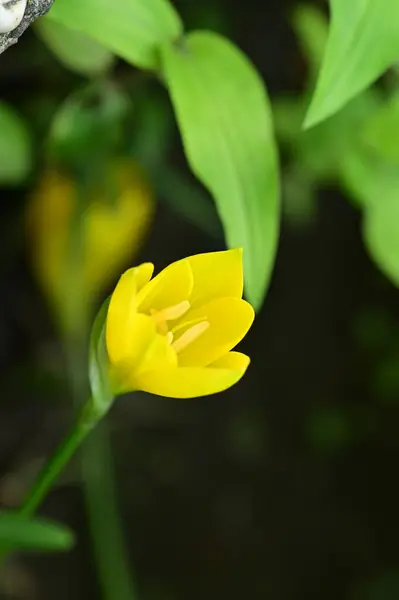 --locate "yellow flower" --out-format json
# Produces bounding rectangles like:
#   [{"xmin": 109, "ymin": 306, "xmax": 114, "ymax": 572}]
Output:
[
  {"xmin": 105, "ymin": 249, "xmax": 254, "ymax": 398},
  {"xmin": 27, "ymin": 159, "xmax": 153, "ymax": 331}
]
